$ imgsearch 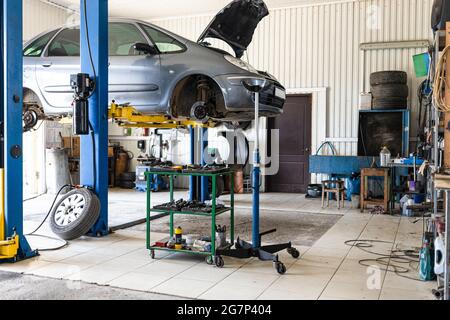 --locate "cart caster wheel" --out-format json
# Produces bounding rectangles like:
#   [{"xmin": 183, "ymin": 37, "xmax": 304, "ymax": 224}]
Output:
[
  {"xmin": 275, "ymin": 262, "xmax": 286, "ymax": 275},
  {"xmin": 214, "ymin": 256, "xmax": 224, "ymax": 268},
  {"xmin": 206, "ymin": 256, "xmax": 214, "ymax": 265},
  {"xmin": 287, "ymin": 247, "xmax": 300, "ymax": 259},
  {"xmin": 150, "ymin": 250, "xmax": 155, "ymax": 259}
]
